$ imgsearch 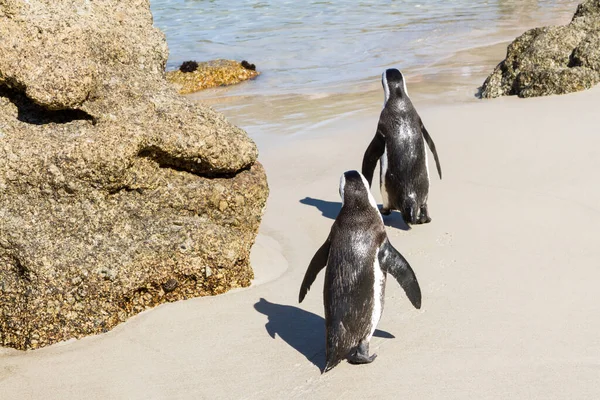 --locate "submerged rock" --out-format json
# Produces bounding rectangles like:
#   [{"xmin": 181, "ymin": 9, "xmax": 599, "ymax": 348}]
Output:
[
  {"xmin": 0, "ymin": 0, "xmax": 268, "ymax": 350},
  {"xmin": 166, "ymin": 59, "xmax": 260, "ymax": 94},
  {"xmin": 480, "ymin": 0, "xmax": 600, "ymax": 98}
]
